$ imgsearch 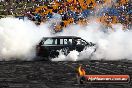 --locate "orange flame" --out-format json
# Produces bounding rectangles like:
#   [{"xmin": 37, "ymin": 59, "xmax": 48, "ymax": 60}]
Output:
[{"xmin": 78, "ymin": 66, "xmax": 86, "ymax": 76}]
